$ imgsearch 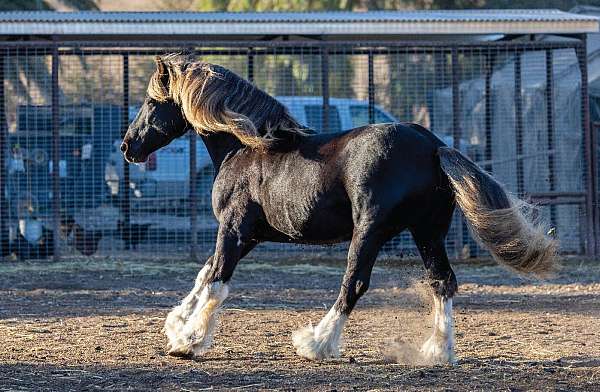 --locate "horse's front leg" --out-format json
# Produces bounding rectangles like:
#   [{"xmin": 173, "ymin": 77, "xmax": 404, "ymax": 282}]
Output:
[
  {"xmin": 163, "ymin": 256, "xmax": 214, "ymax": 350},
  {"xmin": 165, "ymin": 222, "xmax": 255, "ymax": 358}
]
